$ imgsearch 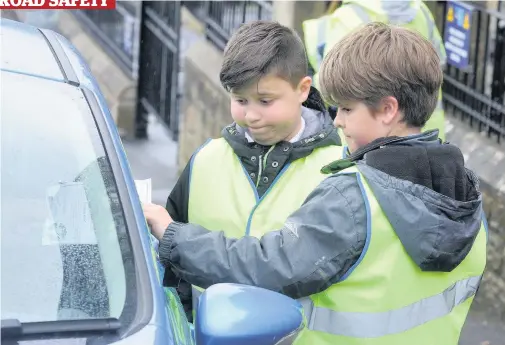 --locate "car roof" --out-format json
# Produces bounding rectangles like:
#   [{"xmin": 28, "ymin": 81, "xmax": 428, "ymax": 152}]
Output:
[
  {"xmin": 0, "ymin": 18, "xmax": 66, "ymax": 82},
  {"xmin": 0, "ymin": 18, "xmax": 116, "ymax": 111}
]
